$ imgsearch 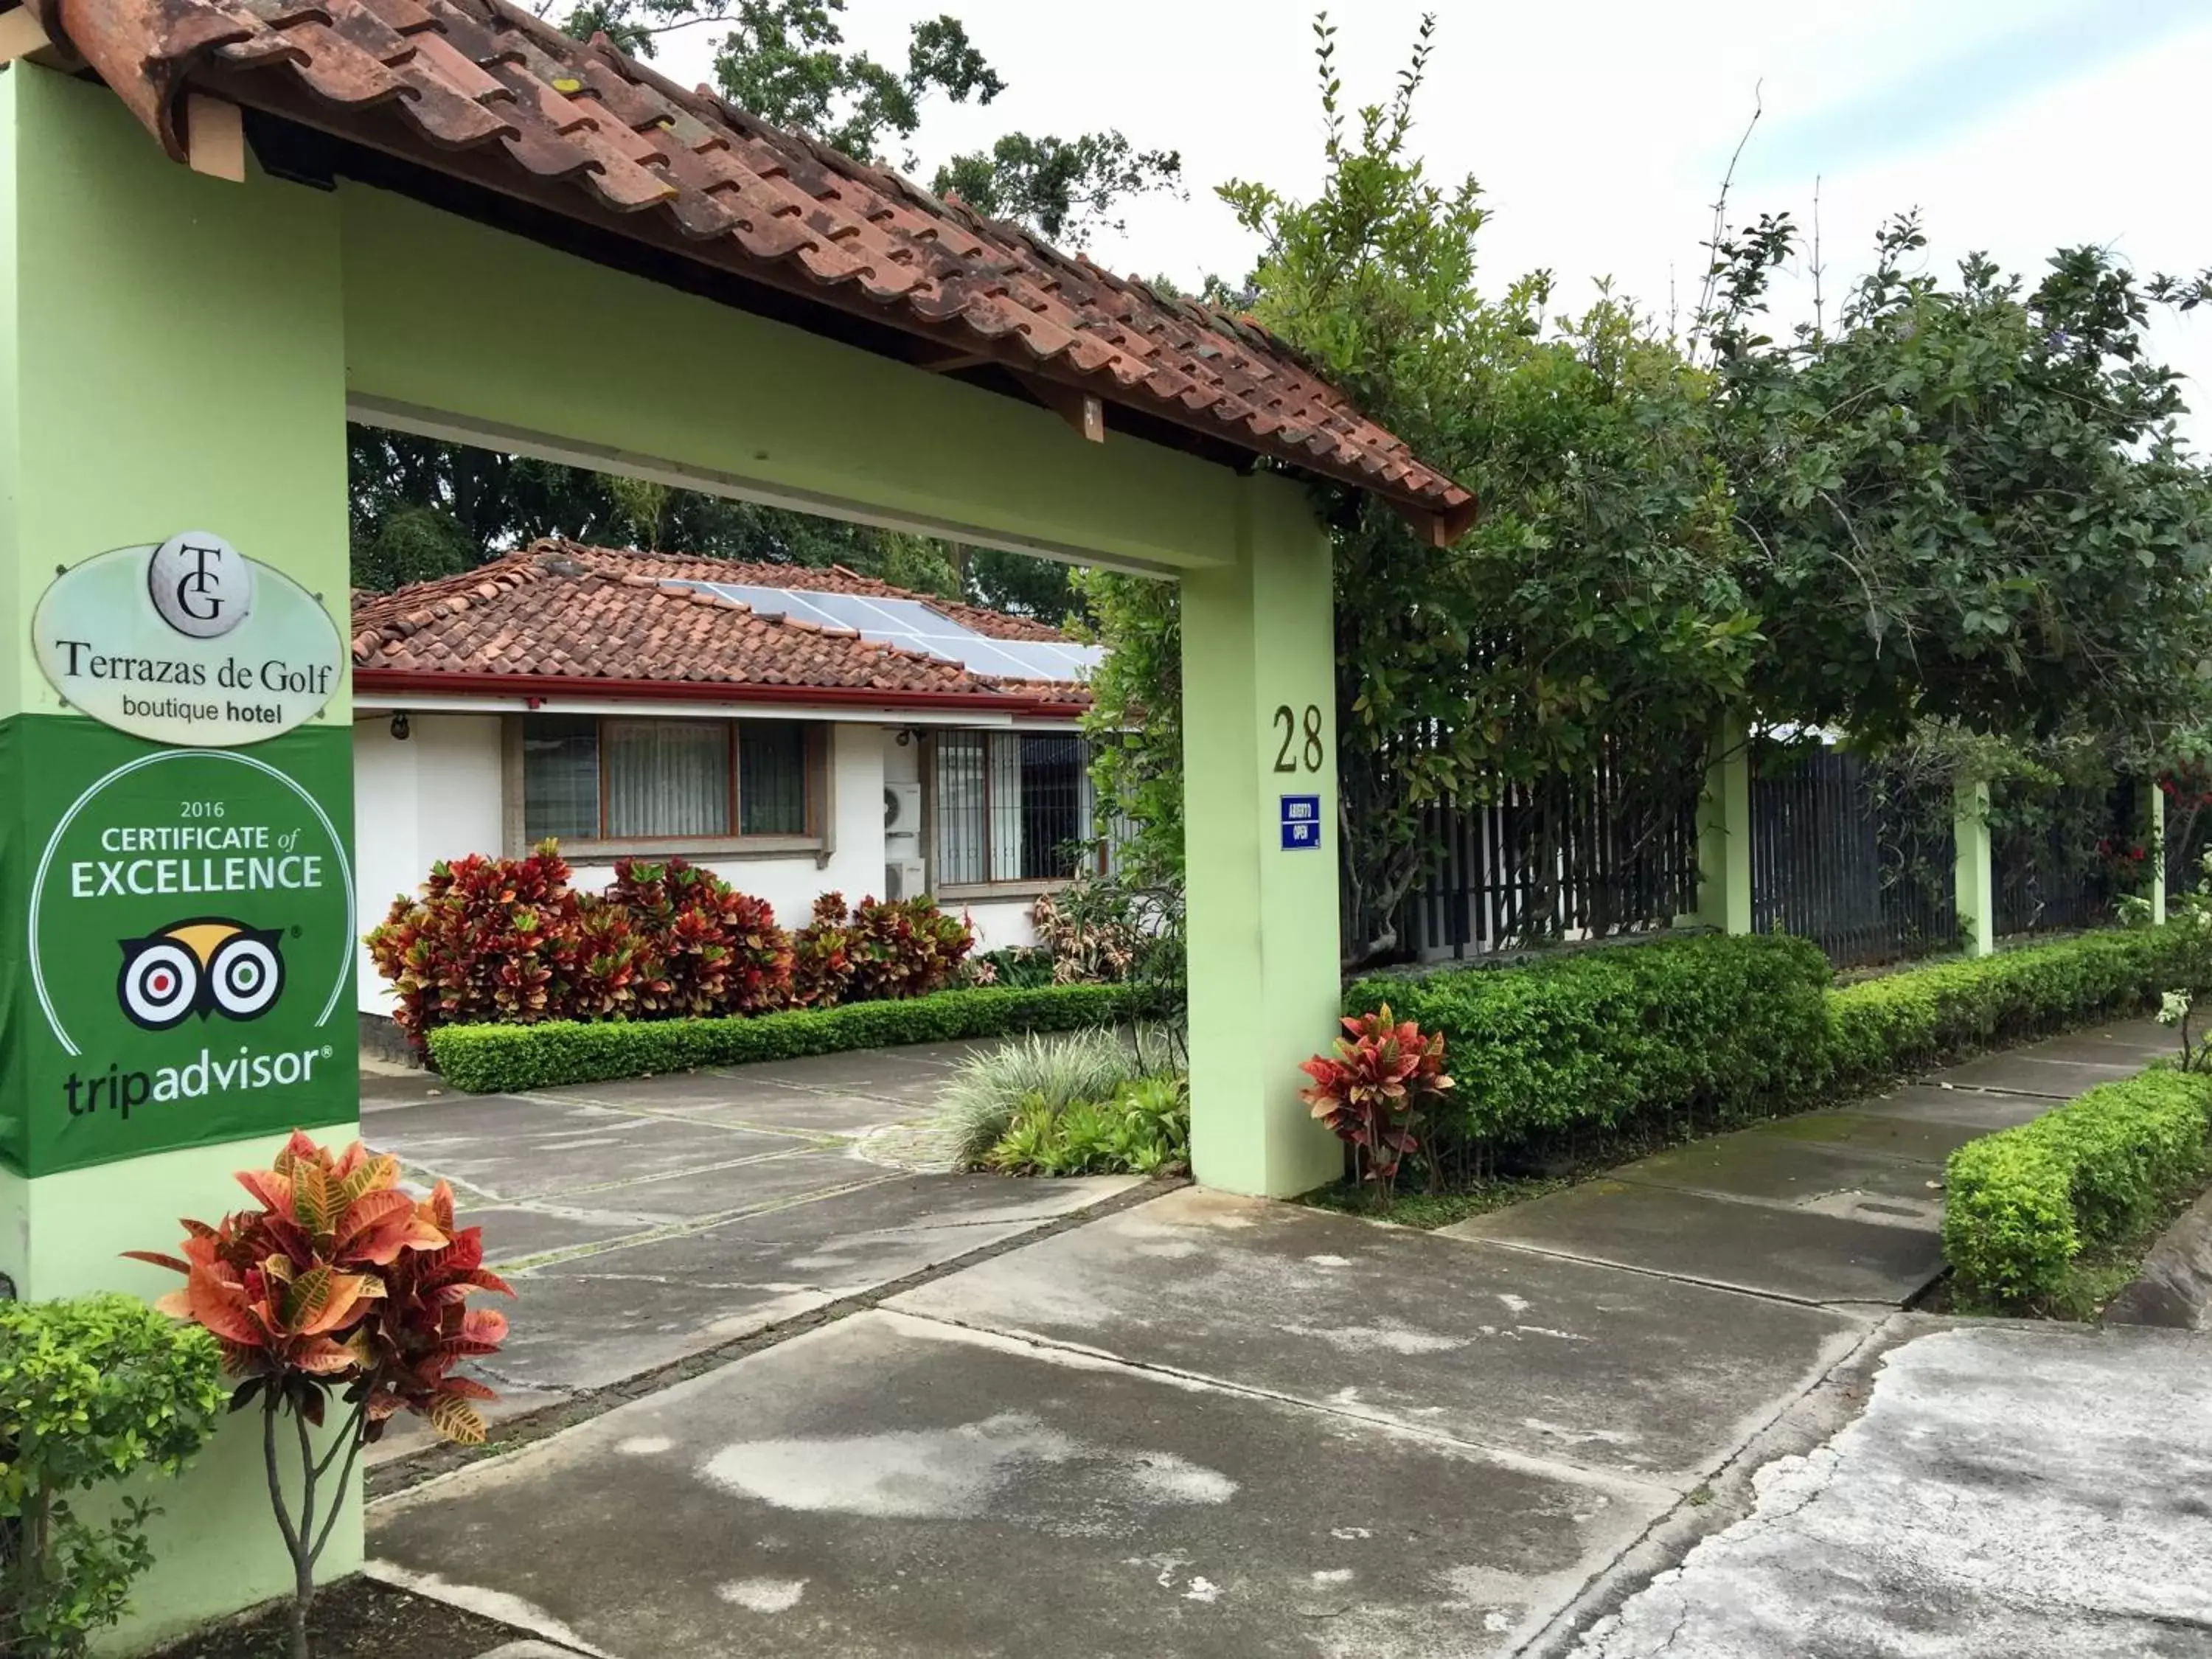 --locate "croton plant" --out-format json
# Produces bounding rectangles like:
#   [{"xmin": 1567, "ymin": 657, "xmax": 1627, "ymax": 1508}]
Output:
[
  {"xmin": 128, "ymin": 1132, "xmax": 512, "ymax": 1659},
  {"xmin": 1298, "ymin": 1003, "xmax": 1454, "ymax": 1206}
]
